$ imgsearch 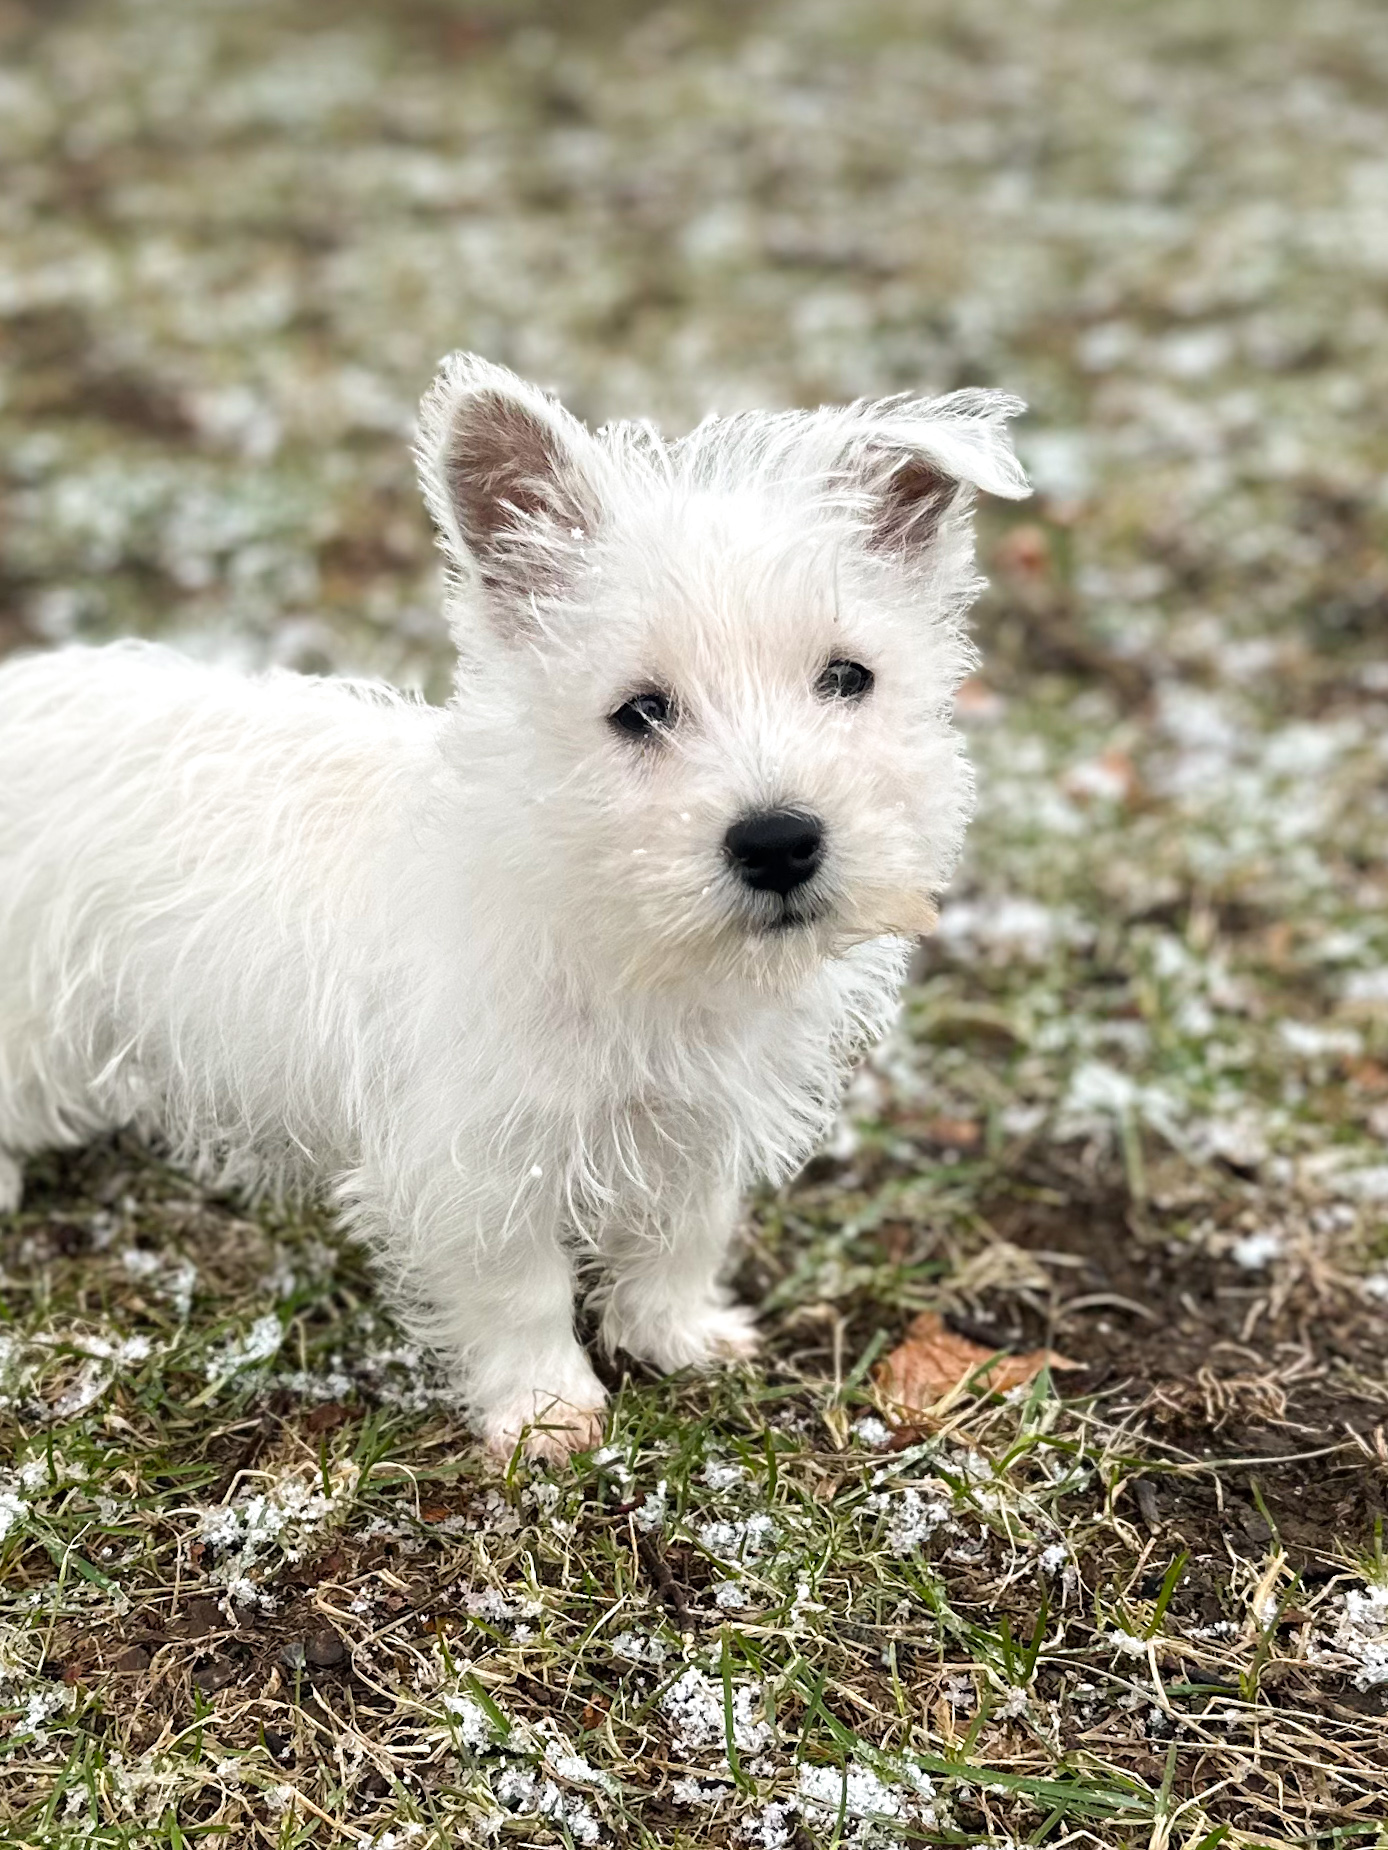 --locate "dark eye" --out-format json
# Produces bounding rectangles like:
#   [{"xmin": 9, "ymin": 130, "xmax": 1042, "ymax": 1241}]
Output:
[
  {"xmin": 816, "ymin": 658, "xmax": 874, "ymax": 701},
  {"xmin": 609, "ymin": 689, "xmax": 674, "ymax": 738}
]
